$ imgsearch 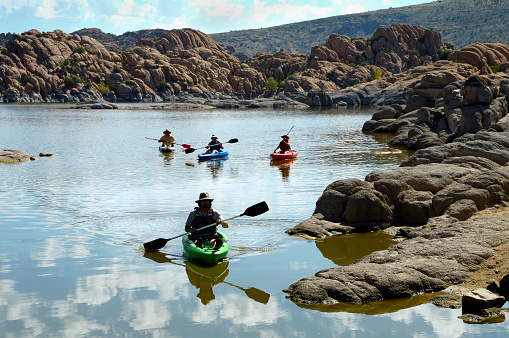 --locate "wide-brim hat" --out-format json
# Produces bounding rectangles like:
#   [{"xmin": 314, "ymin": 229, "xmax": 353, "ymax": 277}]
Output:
[
  {"xmin": 211, "ymin": 134, "xmax": 218, "ymax": 139},
  {"xmin": 196, "ymin": 192, "xmax": 214, "ymax": 203},
  {"xmin": 281, "ymin": 135, "xmax": 289, "ymax": 139},
  {"xmin": 163, "ymin": 129, "xmax": 171, "ymax": 134}
]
